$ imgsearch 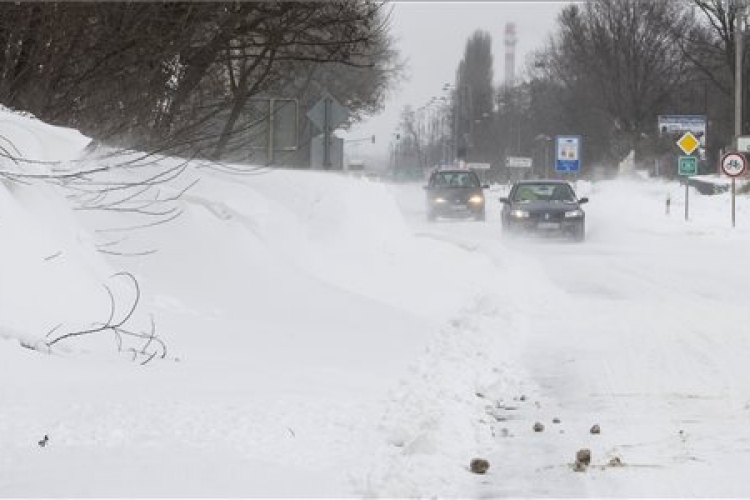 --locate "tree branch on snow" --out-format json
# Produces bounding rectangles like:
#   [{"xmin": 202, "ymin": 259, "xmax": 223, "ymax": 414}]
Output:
[
  {"xmin": 93, "ymin": 209, "xmax": 184, "ymax": 234},
  {"xmin": 0, "ymin": 133, "xmax": 200, "ymax": 255},
  {"xmin": 43, "ymin": 272, "xmax": 167, "ymax": 365}
]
